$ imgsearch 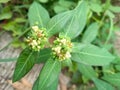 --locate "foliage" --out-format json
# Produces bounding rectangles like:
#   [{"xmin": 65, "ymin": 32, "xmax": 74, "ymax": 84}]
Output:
[{"xmin": 0, "ymin": 0, "xmax": 120, "ymax": 90}]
